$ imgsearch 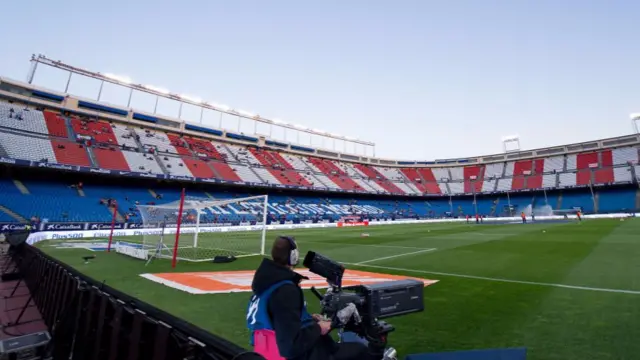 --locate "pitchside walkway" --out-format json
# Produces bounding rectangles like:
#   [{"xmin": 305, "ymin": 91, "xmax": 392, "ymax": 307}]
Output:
[{"xmin": 0, "ymin": 244, "xmax": 47, "ymax": 341}]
